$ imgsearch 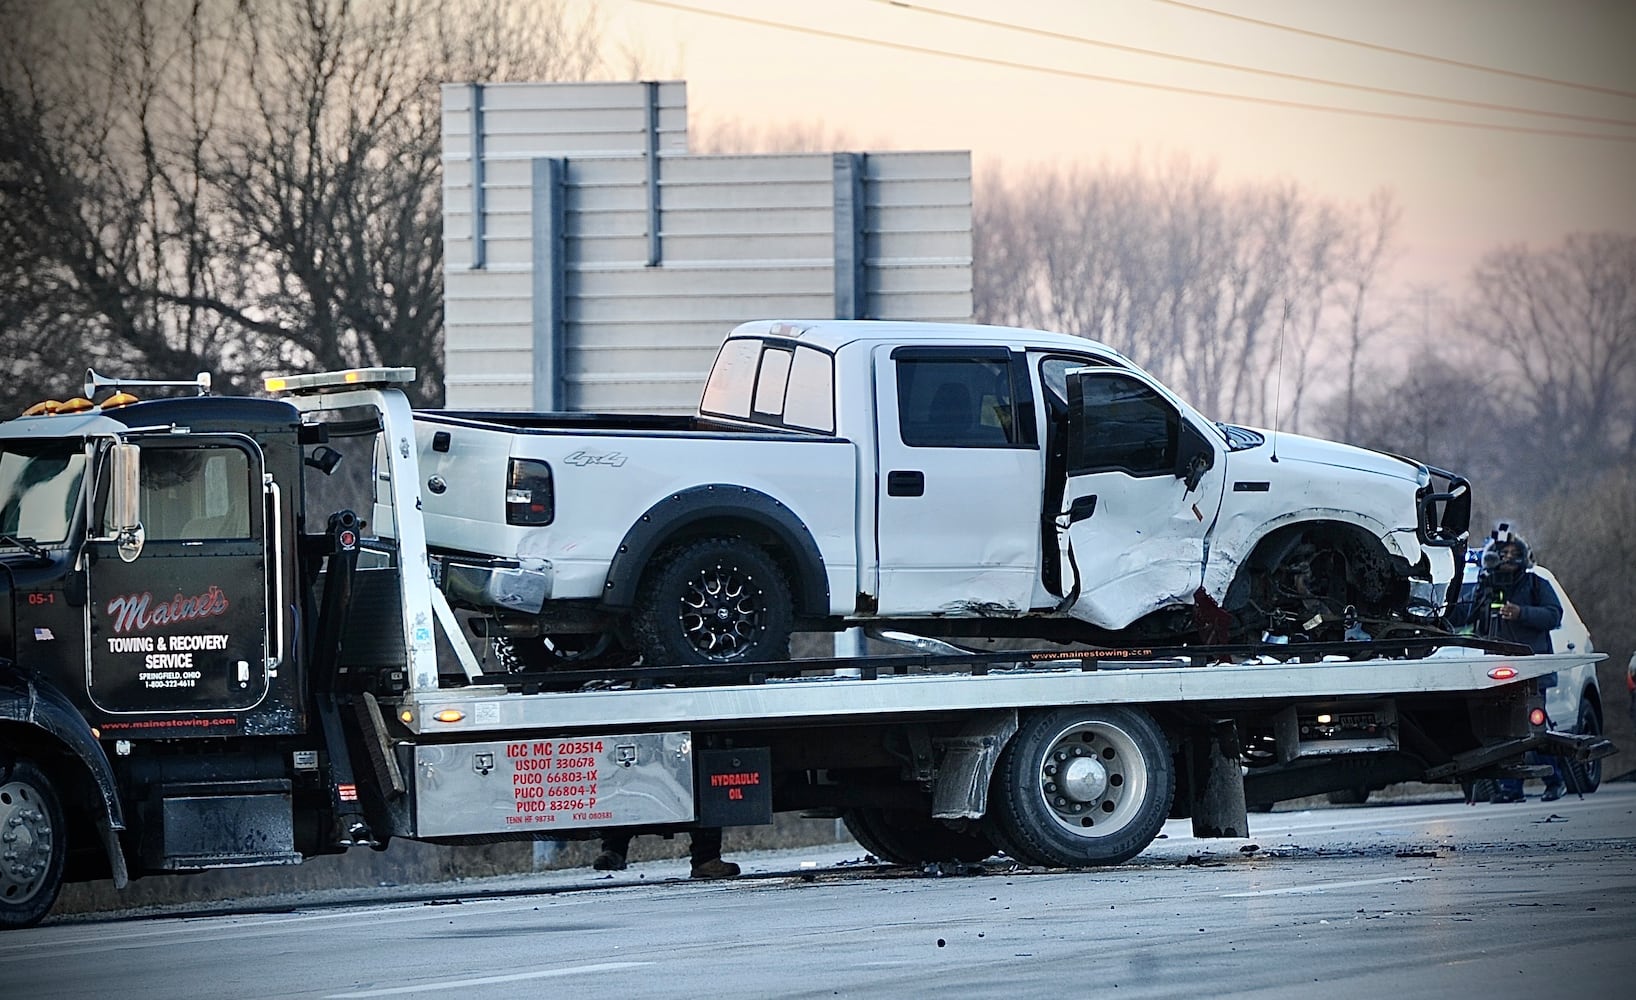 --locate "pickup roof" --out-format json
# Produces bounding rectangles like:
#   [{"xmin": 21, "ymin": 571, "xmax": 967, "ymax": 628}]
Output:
[{"xmin": 409, "ymin": 320, "xmax": 1470, "ymax": 667}]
